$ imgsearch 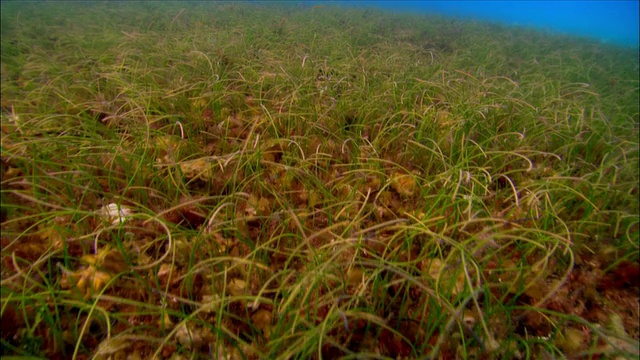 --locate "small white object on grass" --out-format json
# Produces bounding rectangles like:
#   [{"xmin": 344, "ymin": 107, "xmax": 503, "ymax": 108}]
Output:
[{"xmin": 99, "ymin": 203, "xmax": 132, "ymax": 225}]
